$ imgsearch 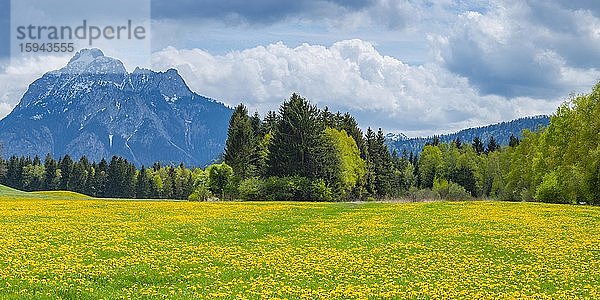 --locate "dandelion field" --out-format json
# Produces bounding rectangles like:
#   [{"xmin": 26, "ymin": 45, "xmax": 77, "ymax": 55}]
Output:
[{"xmin": 0, "ymin": 188, "xmax": 599, "ymax": 299}]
